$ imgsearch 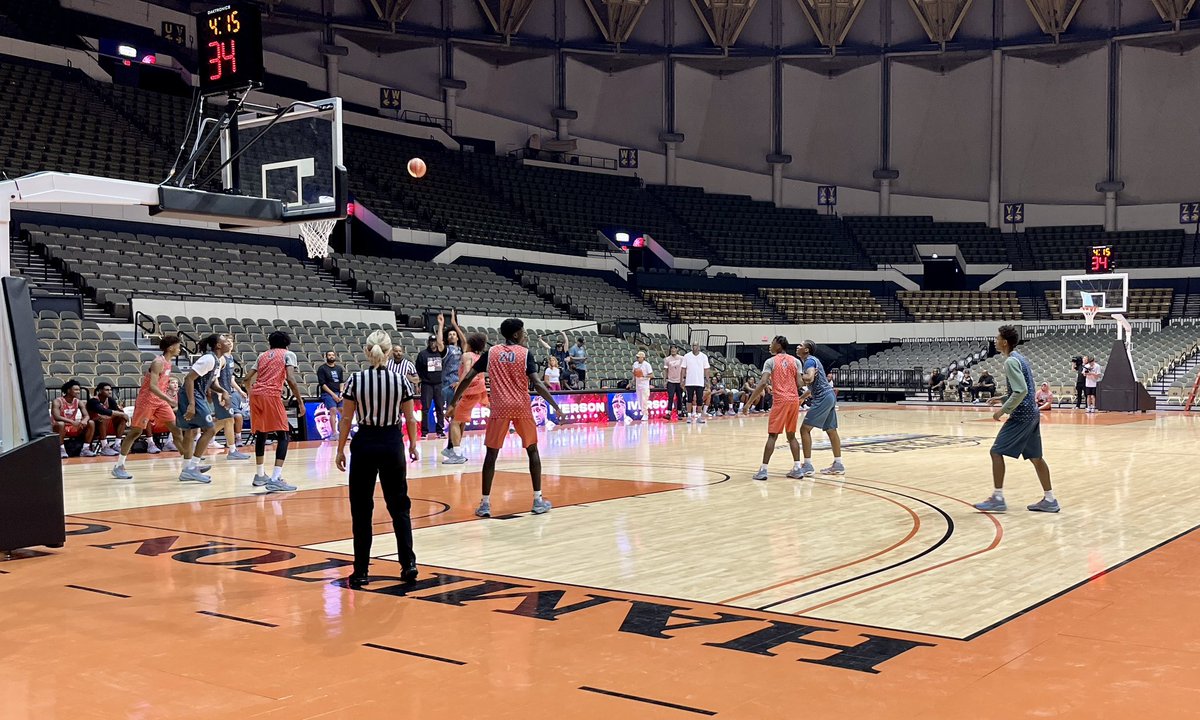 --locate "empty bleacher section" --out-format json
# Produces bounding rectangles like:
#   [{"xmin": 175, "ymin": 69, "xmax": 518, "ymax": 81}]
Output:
[
  {"xmin": 462, "ymin": 153, "xmax": 704, "ymax": 257},
  {"xmin": 1044, "ymin": 288, "xmax": 1173, "ymax": 320},
  {"xmin": 323, "ymin": 254, "xmax": 562, "ymax": 324},
  {"xmin": 0, "ymin": 60, "xmax": 167, "ymax": 183},
  {"xmin": 24, "ymin": 224, "xmax": 363, "ymax": 320},
  {"xmin": 1018, "ymin": 226, "xmax": 1185, "ymax": 270},
  {"xmin": 897, "ymin": 290, "xmax": 1021, "ymax": 322},
  {"xmin": 841, "ymin": 339, "xmax": 988, "ymax": 373},
  {"xmin": 514, "ymin": 269, "xmax": 668, "ymax": 322},
  {"xmin": 845, "ymin": 216, "xmax": 1007, "ymax": 265},
  {"xmin": 648, "ymin": 186, "xmax": 863, "ymax": 269},
  {"xmin": 642, "ymin": 290, "xmax": 769, "ymax": 324},
  {"xmin": 972, "ymin": 326, "xmax": 1200, "ymax": 403},
  {"xmin": 35, "ymin": 310, "xmax": 152, "ymax": 392},
  {"xmin": 838, "ymin": 339, "xmax": 988, "ymax": 392},
  {"xmin": 343, "ymin": 130, "xmax": 554, "ymax": 251},
  {"xmin": 760, "ymin": 288, "xmax": 886, "ymax": 323}
]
